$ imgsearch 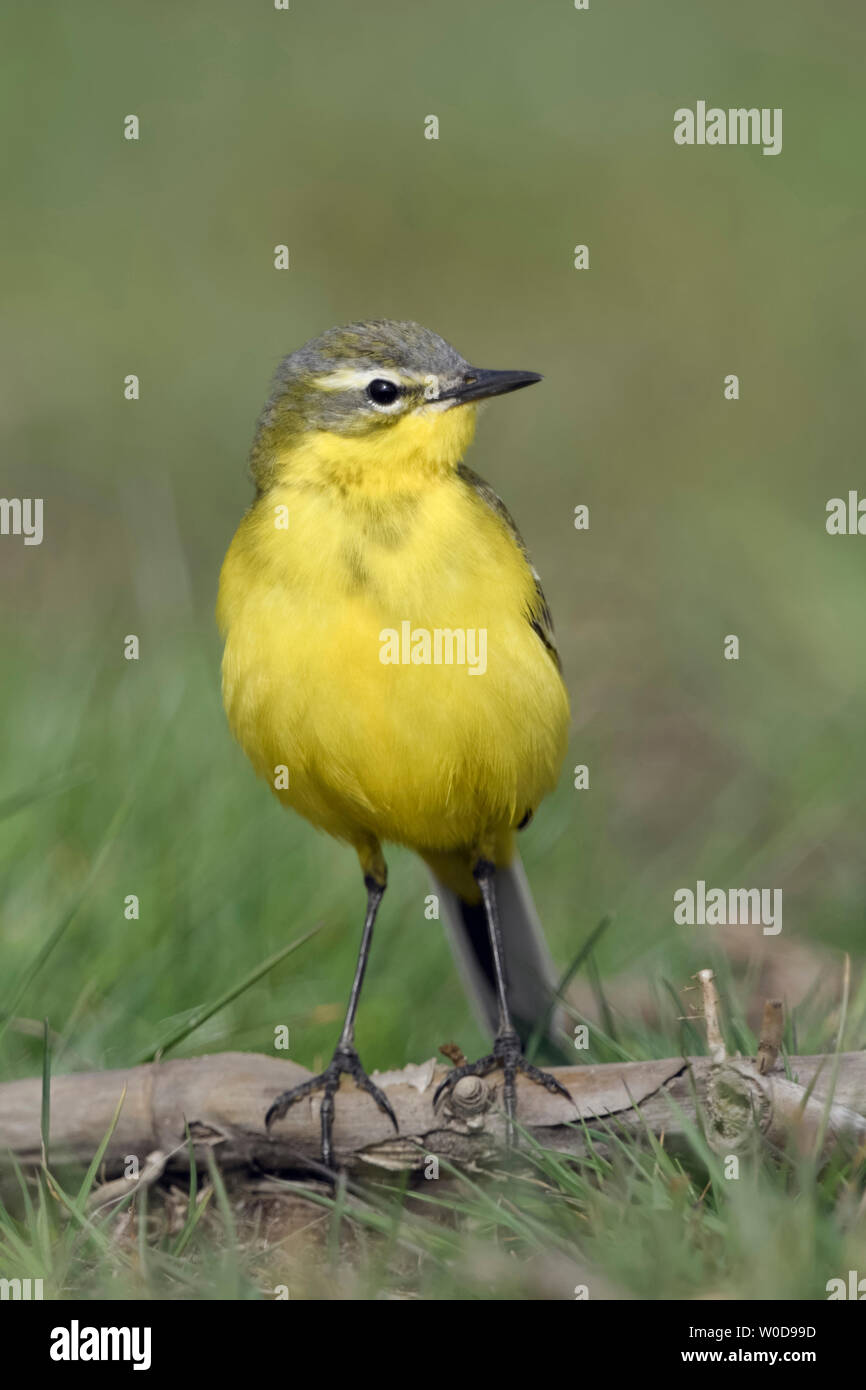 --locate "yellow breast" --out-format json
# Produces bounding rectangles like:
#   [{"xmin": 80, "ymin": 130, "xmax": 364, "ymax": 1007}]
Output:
[{"xmin": 217, "ymin": 419, "xmax": 569, "ymax": 855}]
